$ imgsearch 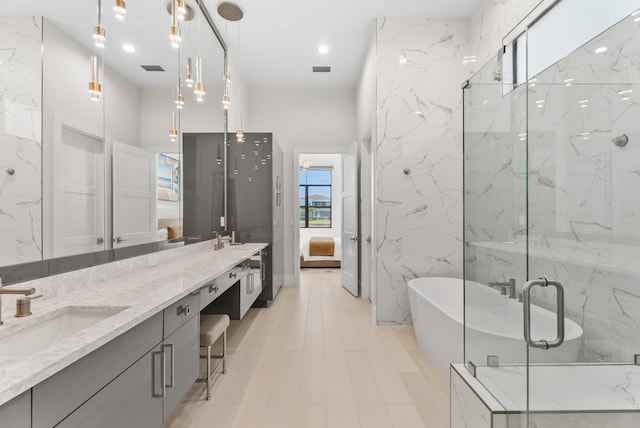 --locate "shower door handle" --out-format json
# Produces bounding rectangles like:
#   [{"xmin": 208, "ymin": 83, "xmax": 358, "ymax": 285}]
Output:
[{"xmin": 522, "ymin": 278, "xmax": 565, "ymax": 350}]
